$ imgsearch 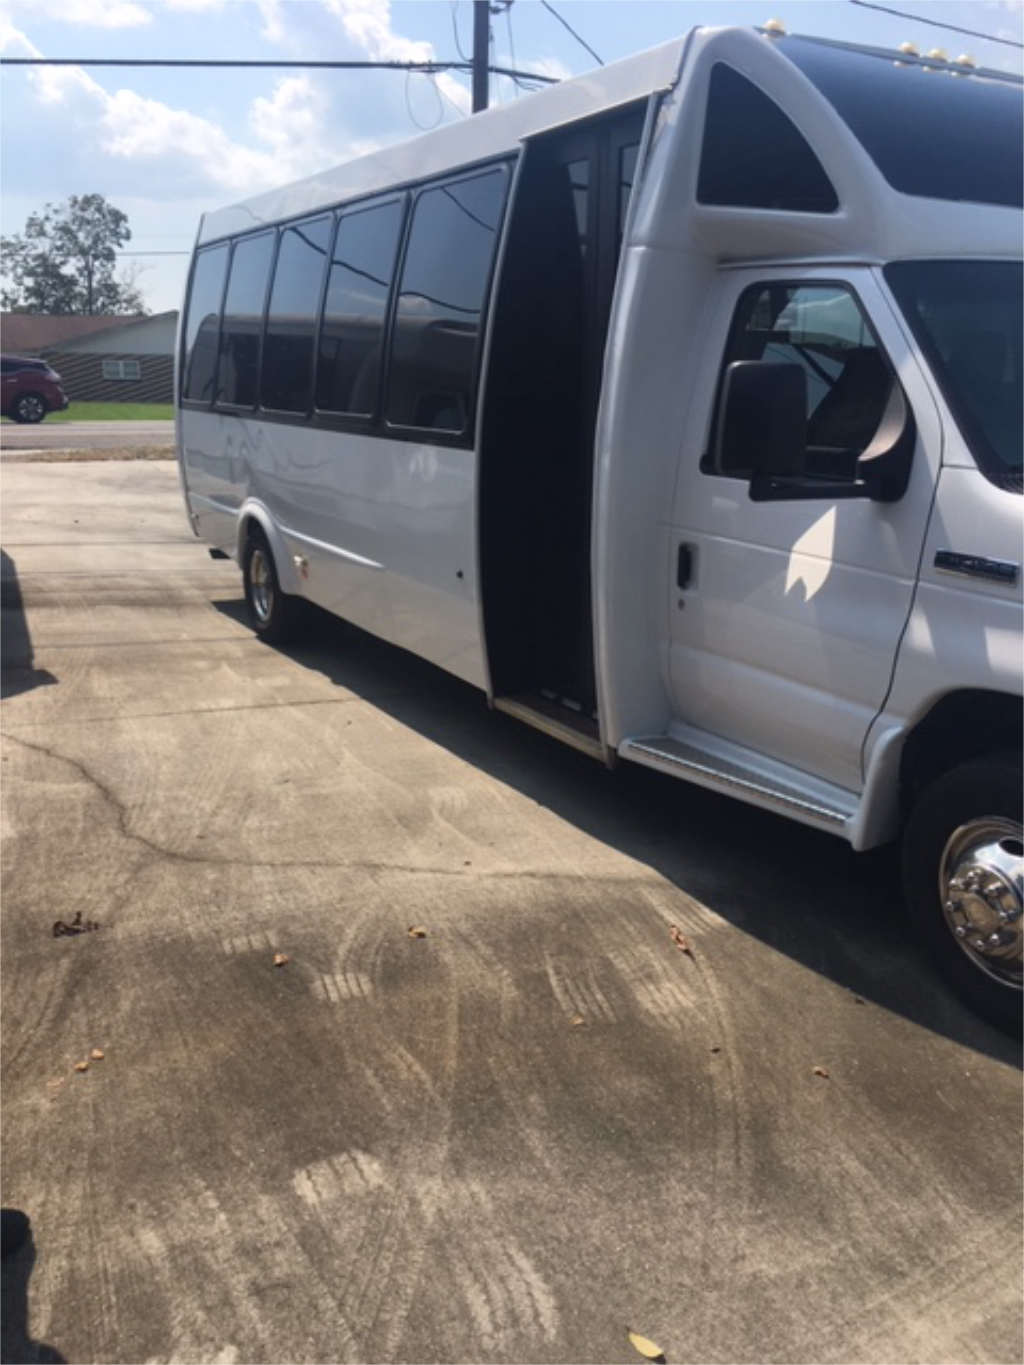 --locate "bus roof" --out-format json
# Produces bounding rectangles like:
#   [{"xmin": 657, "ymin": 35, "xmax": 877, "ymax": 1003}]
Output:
[
  {"xmin": 197, "ymin": 25, "xmax": 1023, "ymax": 245},
  {"xmin": 197, "ymin": 34, "xmax": 686, "ymax": 244}
]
